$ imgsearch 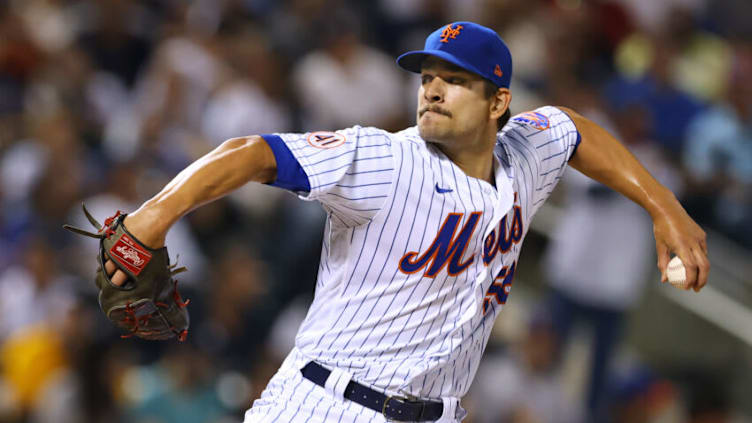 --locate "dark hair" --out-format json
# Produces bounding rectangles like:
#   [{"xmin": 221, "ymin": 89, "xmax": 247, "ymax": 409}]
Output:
[{"xmin": 484, "ymin": 80, "xmax": 511, "ymax": 131}]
